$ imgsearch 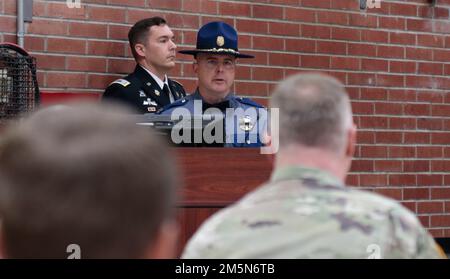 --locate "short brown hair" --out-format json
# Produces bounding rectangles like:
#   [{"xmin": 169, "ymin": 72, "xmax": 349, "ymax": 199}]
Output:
[
  {"xmin": 0, "ymin": 103, "xmax": 178, "ymax": 258},
  {"xmin": 128, "ymin": 17, "xmax": 167, "ymax": 60}
]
